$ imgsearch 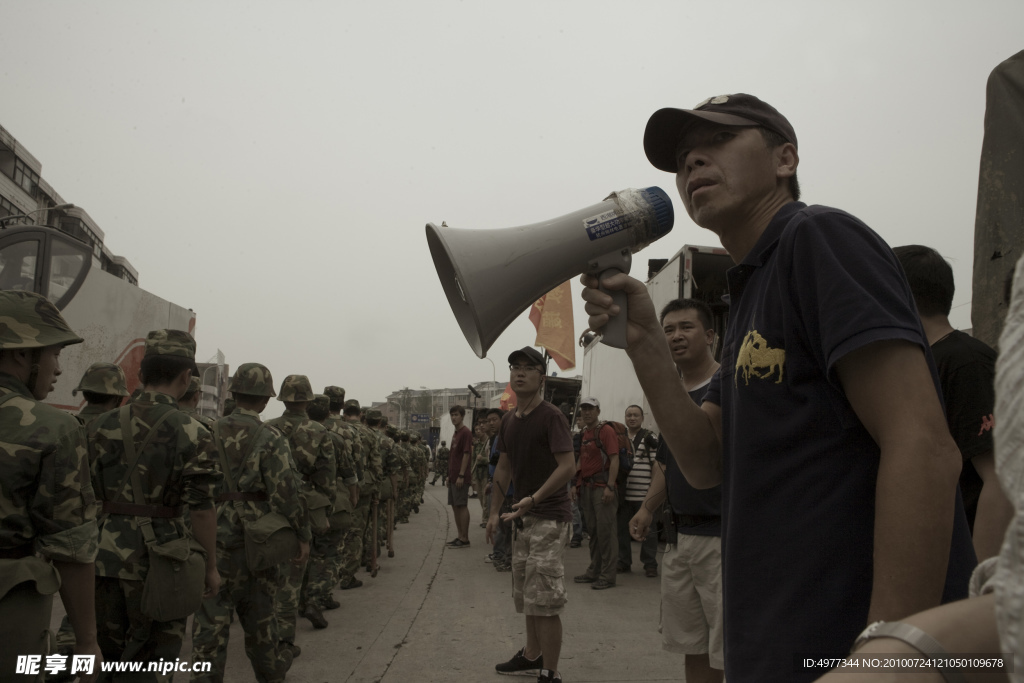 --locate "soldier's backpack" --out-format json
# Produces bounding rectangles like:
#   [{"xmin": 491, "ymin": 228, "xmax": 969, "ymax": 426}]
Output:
[{"xmin": 593, "ymin": 421, "xmax": 635, "ymax": 484}]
